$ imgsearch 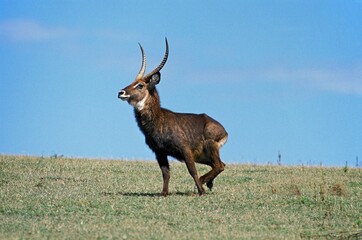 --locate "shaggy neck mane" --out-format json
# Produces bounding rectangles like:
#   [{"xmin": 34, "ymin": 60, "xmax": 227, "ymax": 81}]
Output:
[{"xmin": 134, "ymin": 88, "xmax": 162, "ymax": 133}]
